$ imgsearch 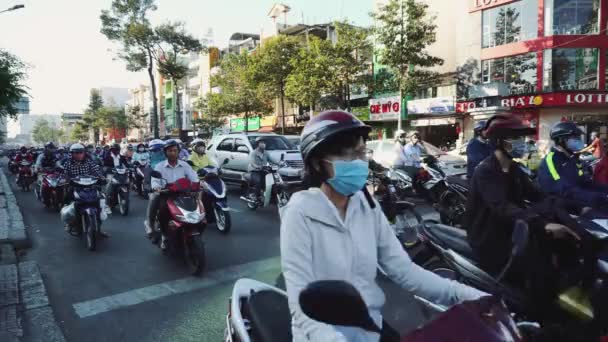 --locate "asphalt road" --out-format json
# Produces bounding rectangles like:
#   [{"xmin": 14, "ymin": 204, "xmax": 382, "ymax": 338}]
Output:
[{"xmin": 7, "ymin": 166, "xmax": 434, "ymax": 342}]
